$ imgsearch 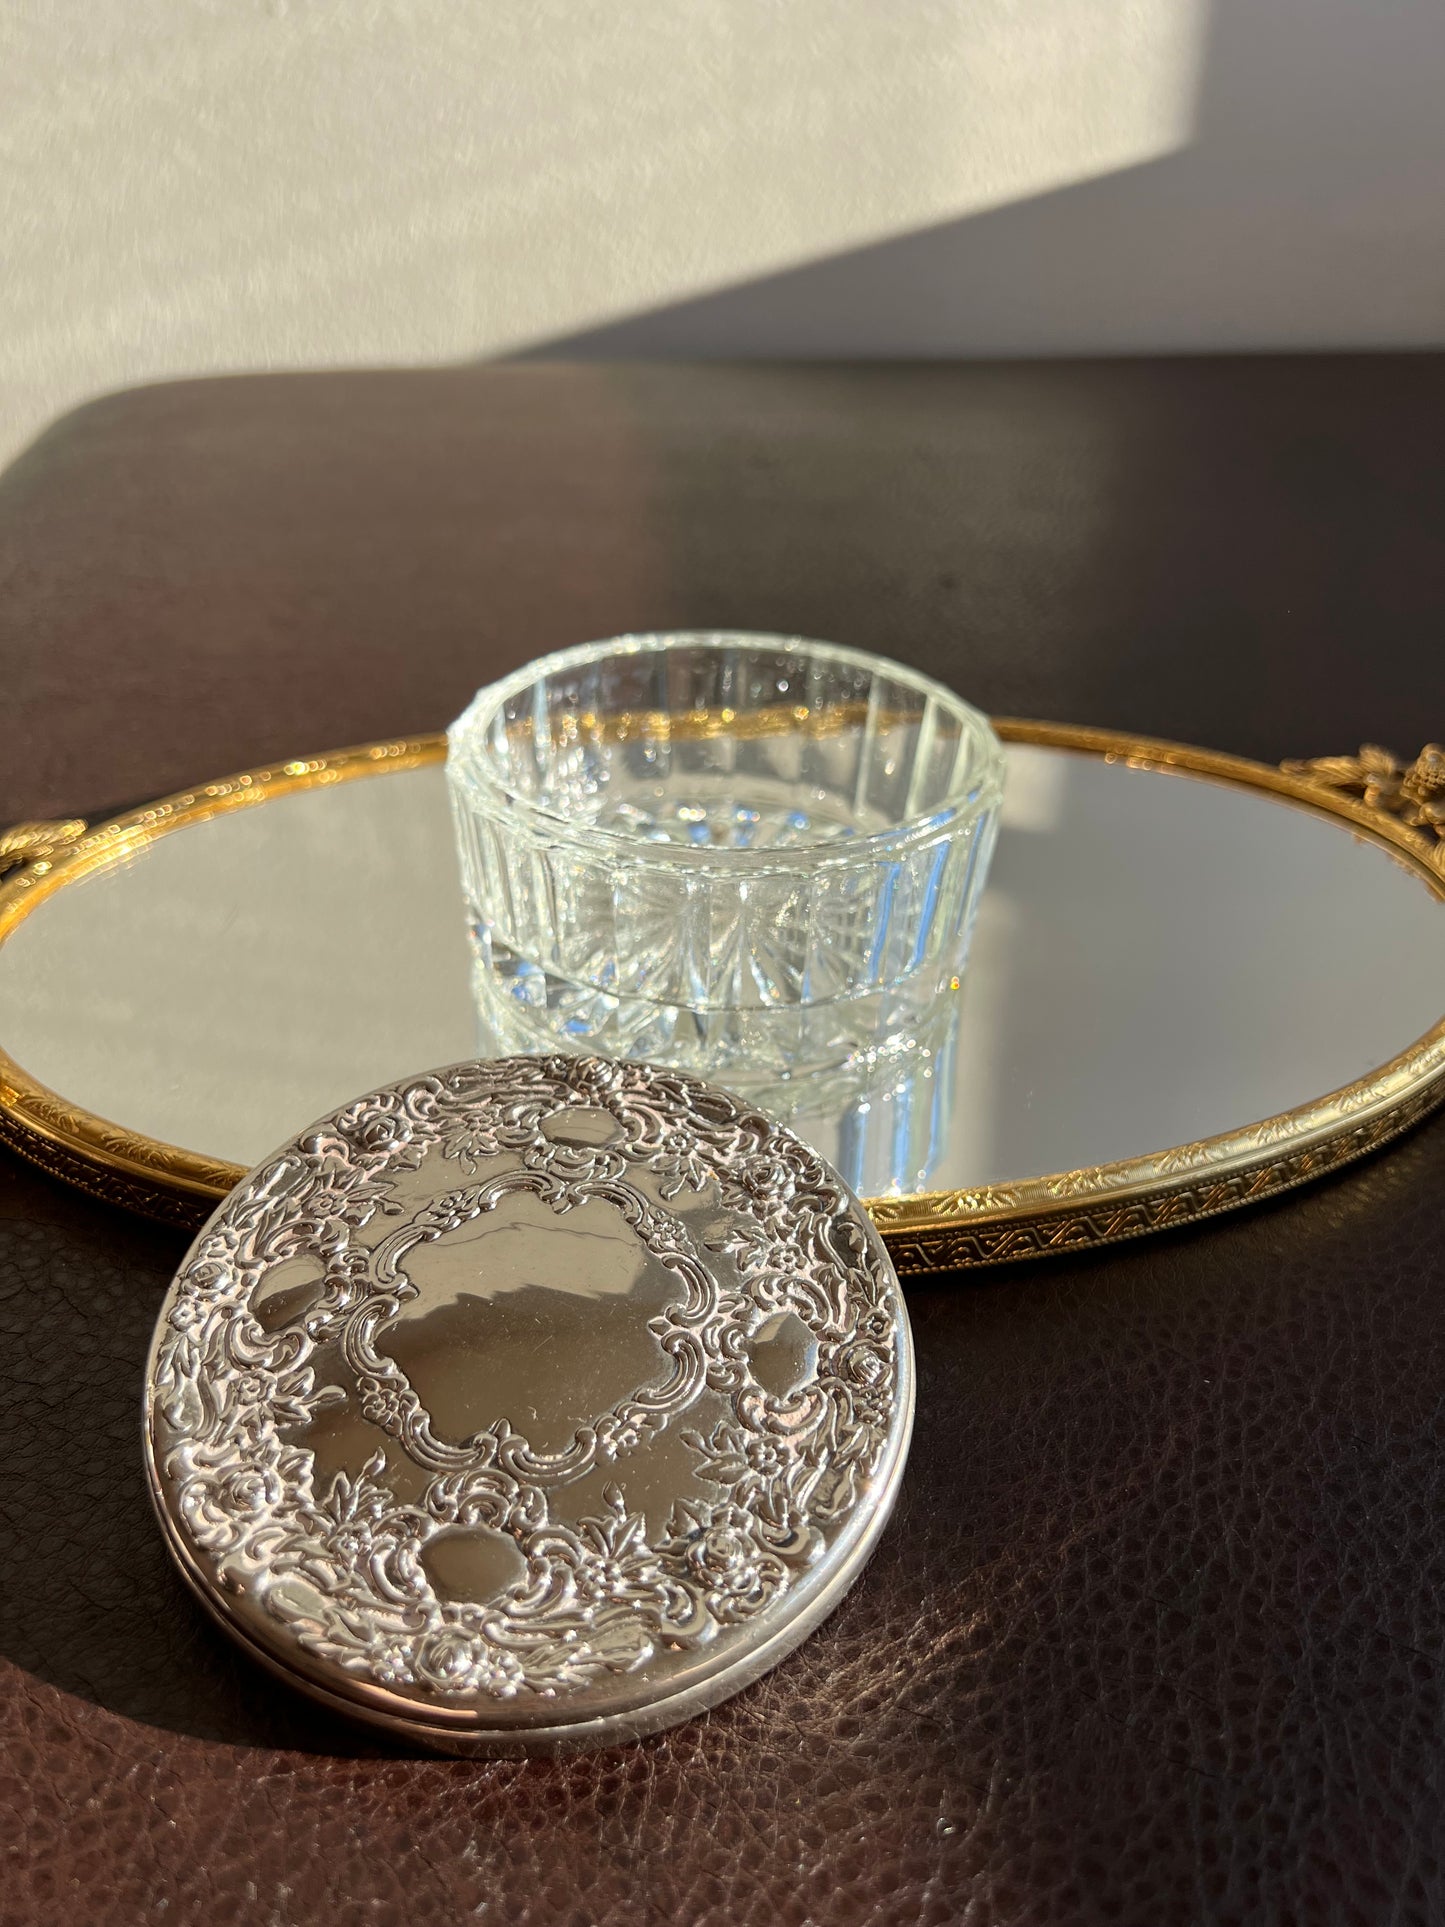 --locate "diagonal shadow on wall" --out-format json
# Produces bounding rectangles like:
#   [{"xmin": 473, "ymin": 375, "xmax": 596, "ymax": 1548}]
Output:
[{"xmin": 531, "ymin": 0, "xmax": 1445, "ymax": 361}]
